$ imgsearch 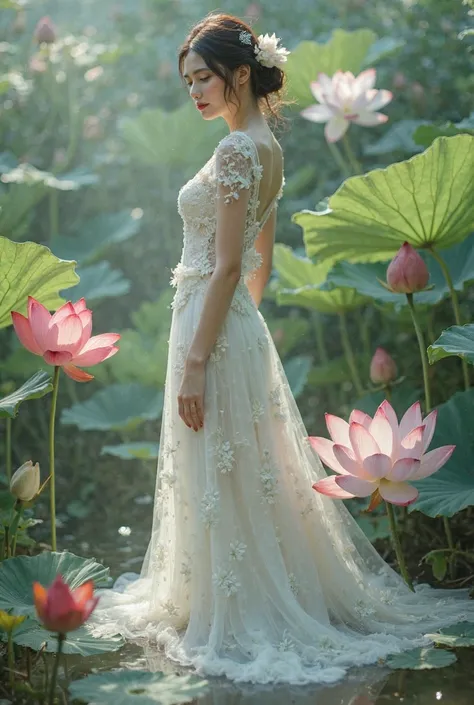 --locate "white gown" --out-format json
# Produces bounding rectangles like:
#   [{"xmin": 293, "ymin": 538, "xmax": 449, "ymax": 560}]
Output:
[{"xmin": 89, "ymin": 130, "xmax": 474, "ymax": 685}]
